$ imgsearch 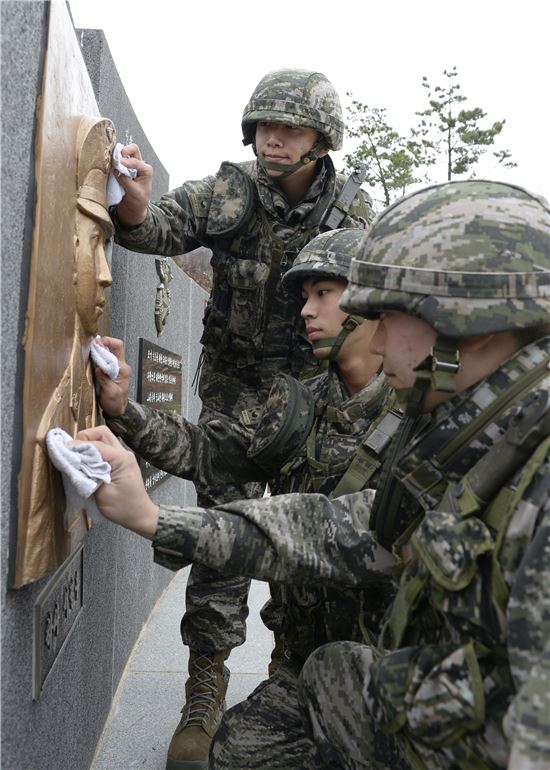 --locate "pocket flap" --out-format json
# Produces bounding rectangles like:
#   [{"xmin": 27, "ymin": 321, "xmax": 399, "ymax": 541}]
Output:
[{"xmin": 228, "ymin": 259, "xmax": 270, "ymax": 289}]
